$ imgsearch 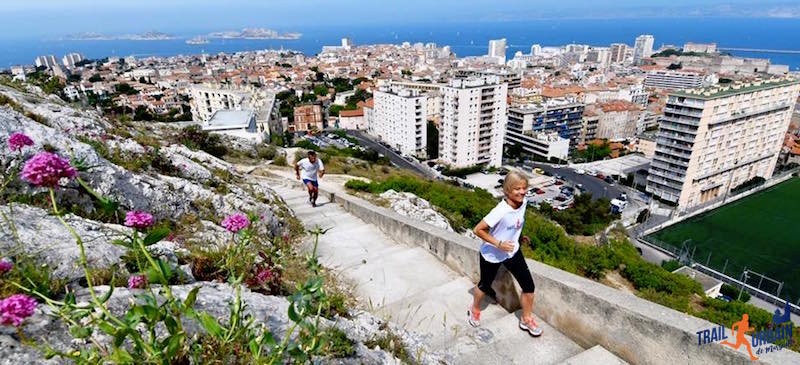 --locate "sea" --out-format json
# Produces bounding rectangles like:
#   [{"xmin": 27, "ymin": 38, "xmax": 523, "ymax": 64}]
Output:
[{"xmin": 2, "ymin": 18, "xmax": 800, "ymax": 70}]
